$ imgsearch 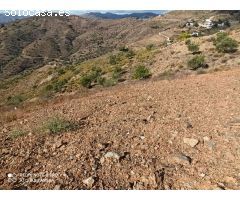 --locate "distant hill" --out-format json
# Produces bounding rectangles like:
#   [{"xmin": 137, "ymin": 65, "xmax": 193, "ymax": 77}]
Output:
[
  {"xmin": 0, "ymin": 14, "xmax": 27, "ymax": 24},
  {"xmin": 0, "ymin": 15, "xmax": 160, "ymax": 78},
  {"xmin": 83, "ymin": 12, "xmax": 159, "ymax": 19},
  {"xmin": 0, "ymin": 11, "xmax": 161, "ymax": 25},
  {"xmin": 1, "ymin": 10, "xmax": 237, "ymax": 79}
]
